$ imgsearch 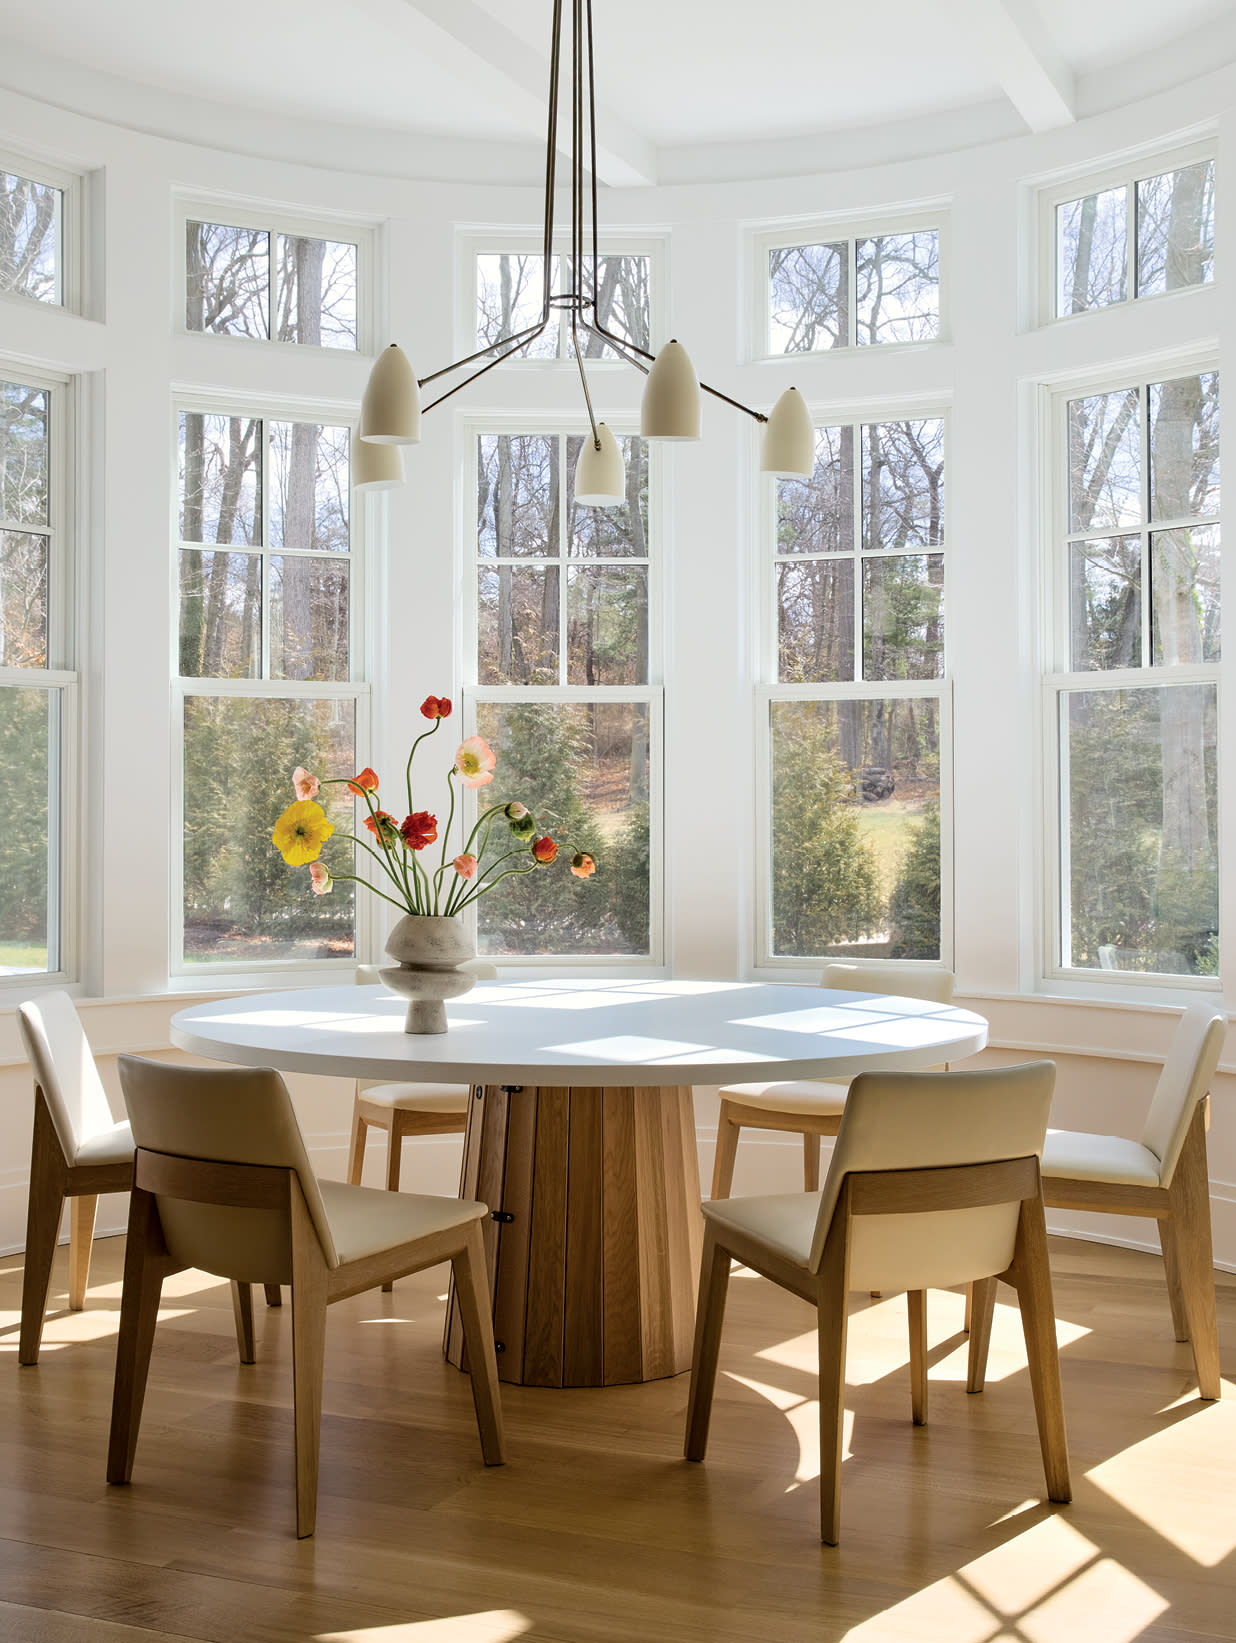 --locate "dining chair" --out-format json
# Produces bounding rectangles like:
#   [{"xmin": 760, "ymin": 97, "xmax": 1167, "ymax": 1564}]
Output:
[
  {"xmin": 108, "ymin": 1055, "xmax": 504, "ymax": 1537},
  {"xmin": 711, "ymin": 962, "xmax": 955, "ymax": 1198},
  {"xmin": 347, "ymin": 961, "xmax": 497, "ymax": 1290},
  {"xmin": 17, "ymin": 992, "xmax": 265, "ymax": 1366},
  {"xmin": 967, "ymin": 1001, "xmax": 1227, "ymax": 1400},
  {"xmin": 685, "ymin": 1060, "xmax": 1069, "ymax": 1544}
]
